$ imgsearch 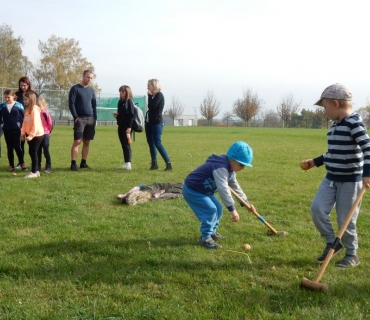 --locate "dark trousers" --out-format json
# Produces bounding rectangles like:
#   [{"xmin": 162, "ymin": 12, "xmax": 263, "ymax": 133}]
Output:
[
  {"xmin": 118, "ymin": 126, "xmax": 132, "ymax": 162},
  {"xmin": 4, "ymin": 130, "xmax": 24, "ymax": 167},
  {"xmin": 21, "ymin": 140, "xmax": 26, "ymax": 160},
  {"xmin": 27, "ymin": 135, "xmax": 44, "ymax": 173},
  {"xmin": 37, "ymin": 134, "xmax": 51, "ymax": 167},
  {"xmin": 0, "ymin": 127, "xmax": 2, "ymax": 157}
]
